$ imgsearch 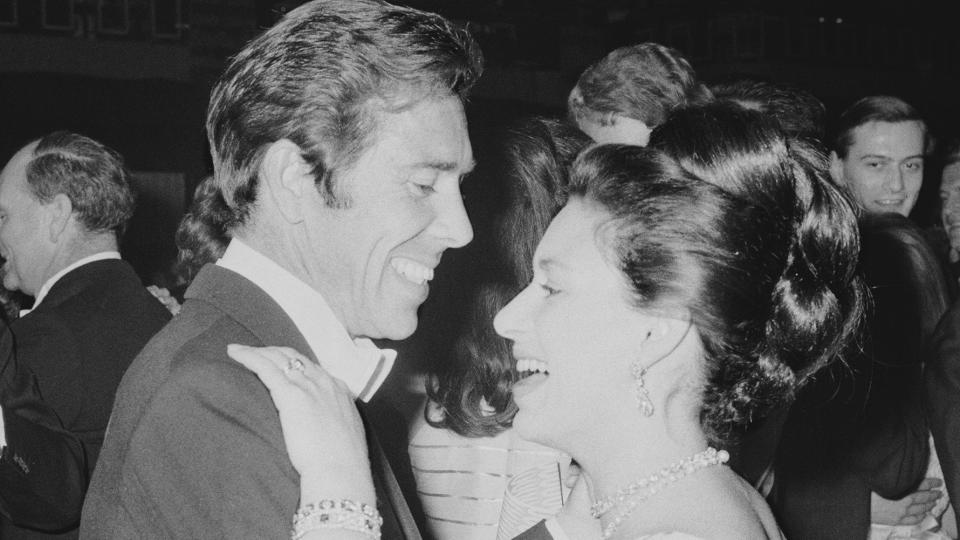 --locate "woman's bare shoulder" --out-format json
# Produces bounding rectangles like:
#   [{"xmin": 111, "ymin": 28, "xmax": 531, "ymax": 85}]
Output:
[
  {"xmin": 690, "ymin": 471, "xmax": 784, "ymax": 540},
  {"xmin": 639, "ymin": 469, "xmax": 784, "ymax": 540}
]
